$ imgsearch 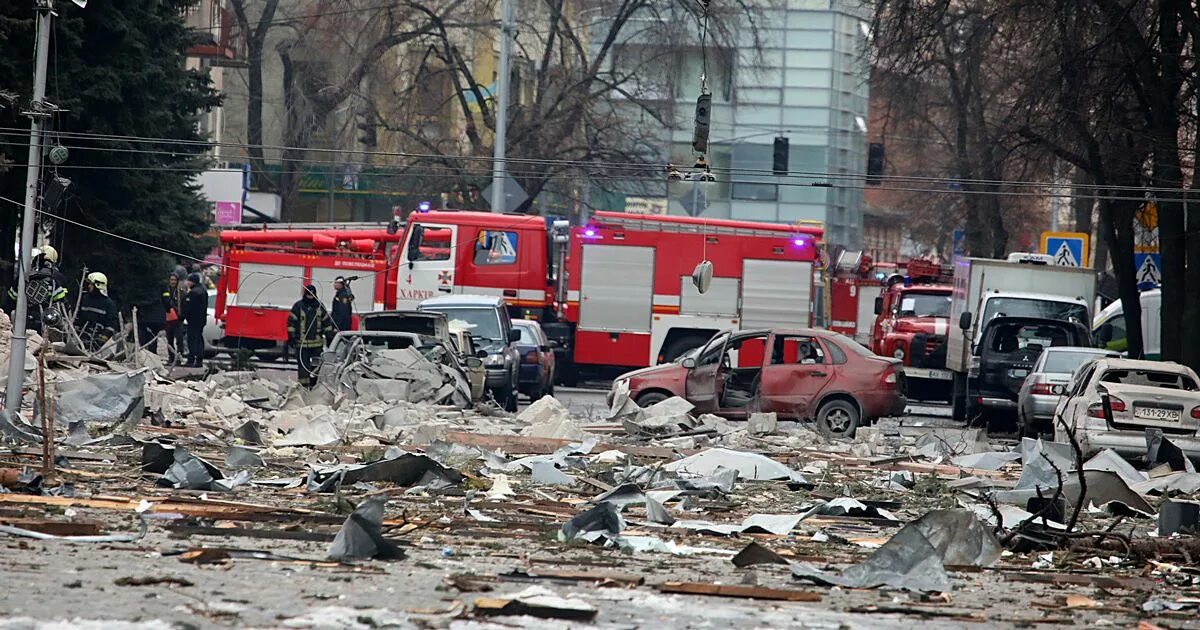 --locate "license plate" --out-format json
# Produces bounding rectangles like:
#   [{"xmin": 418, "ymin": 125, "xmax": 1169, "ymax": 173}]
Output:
[
  {"xmin": 1008, "ymin": 369, "xmax": 1029, "ymax": 378},
  {"xmin": 1134, "ymin": 407, "xmax": 1181, "ymax": 421},
  {"xmin": 905, "ymin": 368, "xmax": 952, "ymax": 380}
]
